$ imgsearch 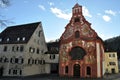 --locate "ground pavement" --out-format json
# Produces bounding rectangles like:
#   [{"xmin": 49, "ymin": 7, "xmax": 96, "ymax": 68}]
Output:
[{"xmin": 0, "ymin": 73, "xmax": 120, "ymax": 80}]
